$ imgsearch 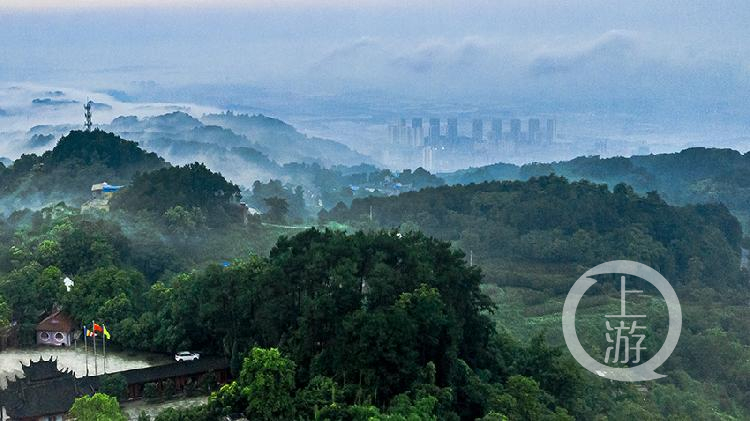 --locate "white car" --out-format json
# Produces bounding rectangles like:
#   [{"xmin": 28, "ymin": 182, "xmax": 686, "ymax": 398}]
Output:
[{"xmin": 174, "ymin": 351, "xmax": 200, "ymax": 362}]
